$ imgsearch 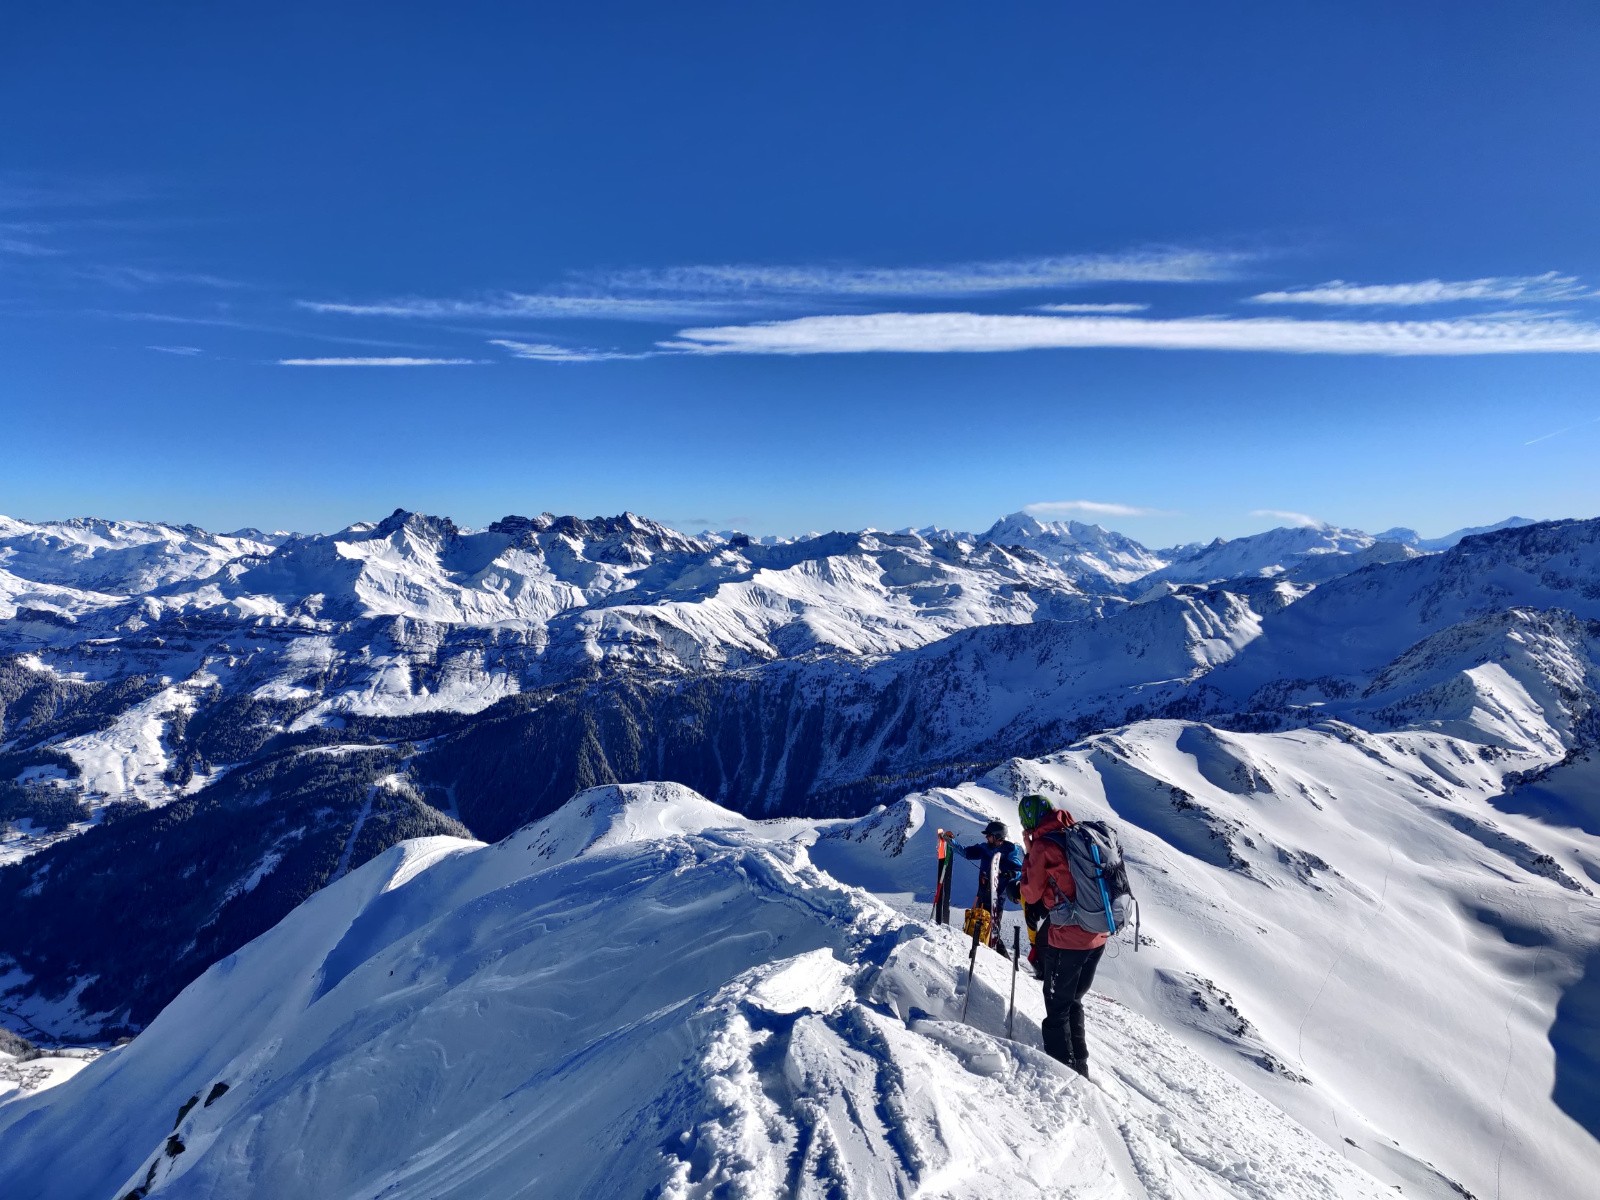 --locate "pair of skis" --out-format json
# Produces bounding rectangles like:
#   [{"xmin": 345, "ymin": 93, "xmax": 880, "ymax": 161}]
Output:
[
  {"xmin": 933, "ymin": 829, "xmax": 1002, "ymax": 942},
  {"xmin": 930, "ymin": 829, "xmax": 955, "ymax": 926},
  {"xmin": 935, "ymin": 828, "xmax": 1021, "ymax": 1034}
]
